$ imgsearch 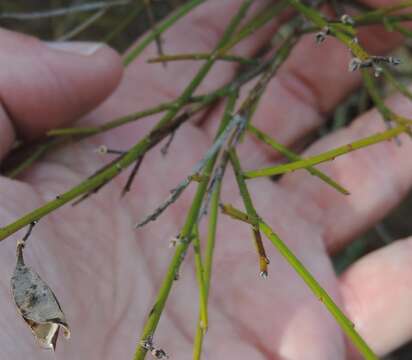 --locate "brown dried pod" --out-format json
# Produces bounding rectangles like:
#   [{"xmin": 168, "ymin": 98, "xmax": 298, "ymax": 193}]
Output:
[{"xmin": 11, "ymin": 239, "xmax": 70, "ymax": 351}]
